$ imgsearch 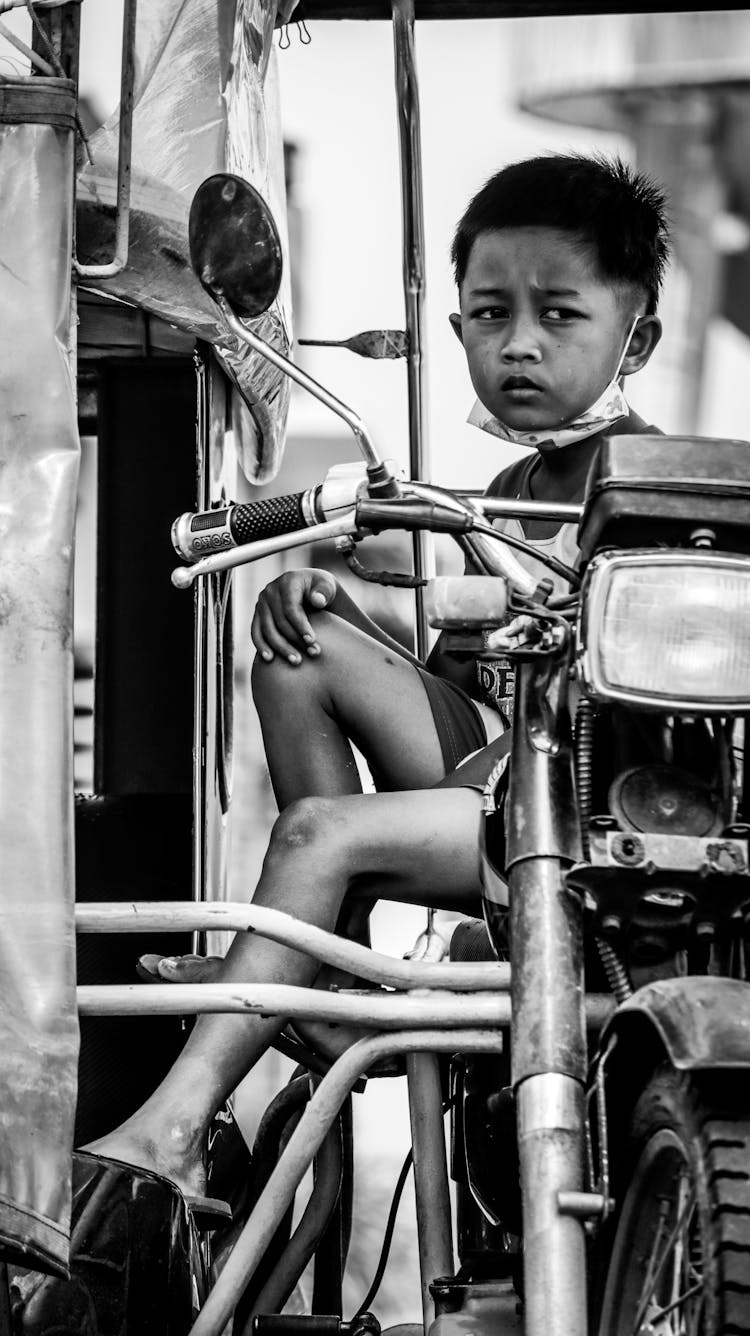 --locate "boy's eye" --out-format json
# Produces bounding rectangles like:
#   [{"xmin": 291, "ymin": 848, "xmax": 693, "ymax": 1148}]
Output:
[
  {"xmin": 474, "ymin": 305, "xmax": 509, "ymax": 321},
  {"xmin": 543, "ymin": 307, "xmax": 581, "ymax": 322}
]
